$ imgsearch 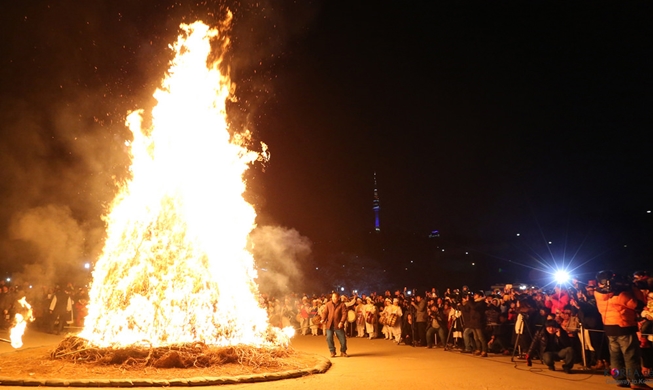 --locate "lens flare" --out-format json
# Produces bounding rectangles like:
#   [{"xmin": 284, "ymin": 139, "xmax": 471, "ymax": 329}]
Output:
[{"xmin": 554, "ymin": 270, "xmax": 570, "ymax": 285}]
